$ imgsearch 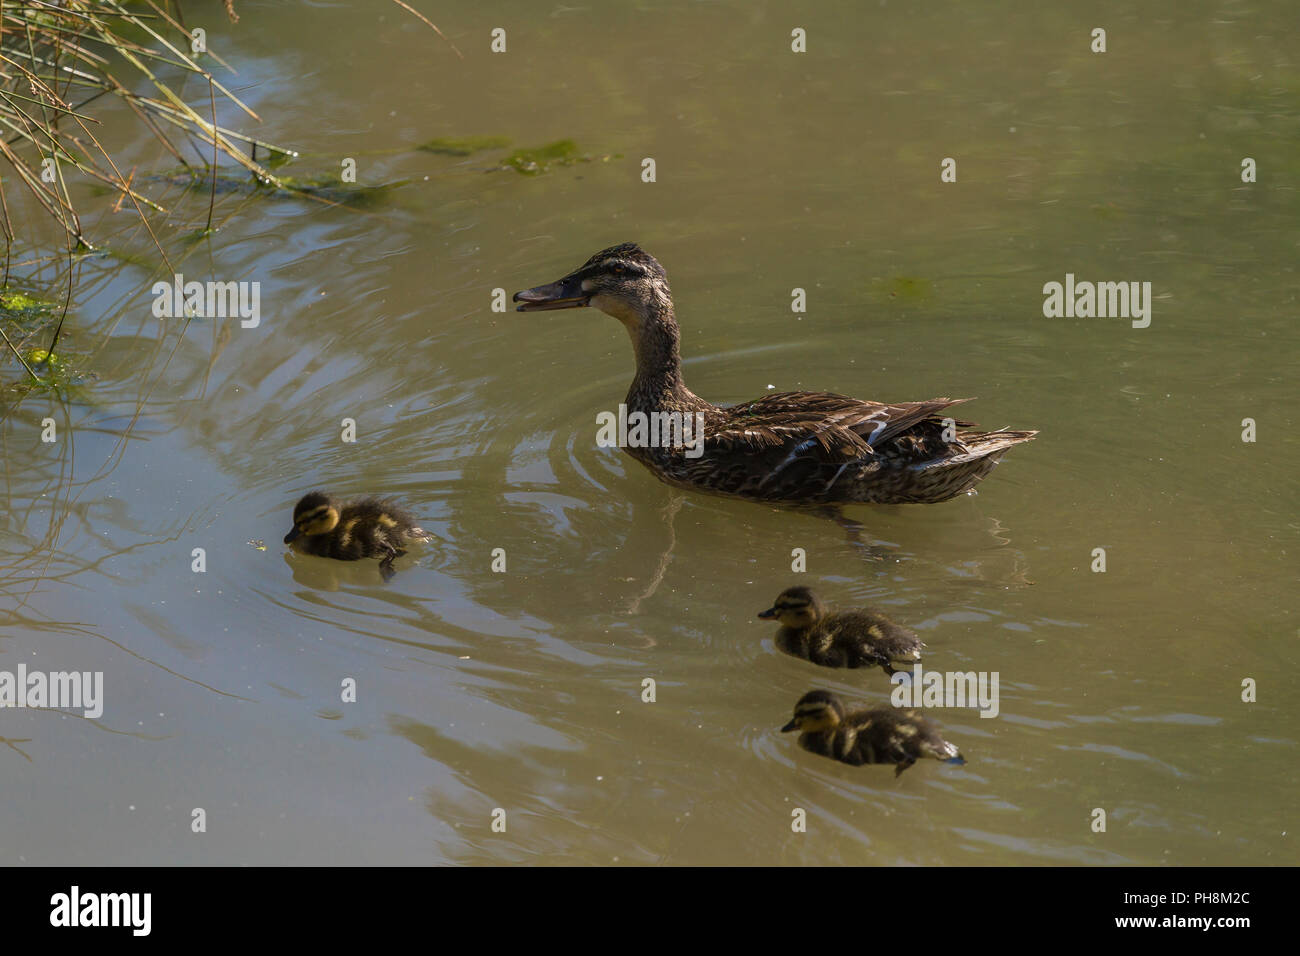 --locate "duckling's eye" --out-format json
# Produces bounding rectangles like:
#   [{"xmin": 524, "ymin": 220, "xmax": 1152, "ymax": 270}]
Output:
[{"xmin": 611, "ymin": 264, "xmax": 627, "ymax": 275}]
